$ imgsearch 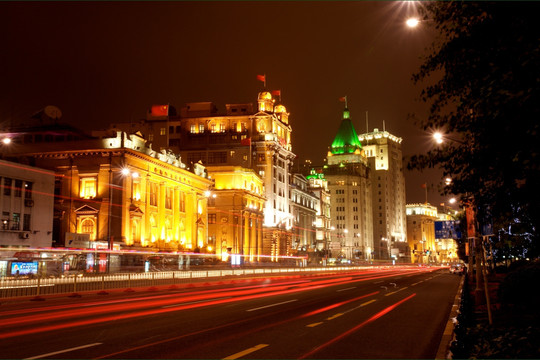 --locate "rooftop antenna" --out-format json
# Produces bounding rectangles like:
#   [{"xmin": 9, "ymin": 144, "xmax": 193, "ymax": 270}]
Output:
[
  {"xmin": 365, "ymin": 111, "xmax": 369, "ymax": 133},
  {"xmin": 383, "ymin": 119, "xmax": 386, "ymax": 132}
]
